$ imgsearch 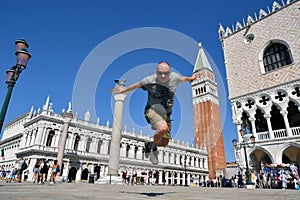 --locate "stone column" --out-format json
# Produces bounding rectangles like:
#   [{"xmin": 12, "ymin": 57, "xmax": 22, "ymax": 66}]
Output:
[
  {"xmin": 30, "ymin": 131, "xmax": 35, "ymax": 146},
  {"xmin": 204, "ymin": 158, "xmax": 208, "ymax": 169},
  {"xmin": 75, "ymin": 166, "xmax": 82, "ymax": 181},
  {"xmin": 103, "ymin": 139, "xmax": 110, "ymax": 154},
  {"xmin": 177, "ymin": 172, "xmax": 181, "ymax": 185},
  {"xmin": 57, "ymin": 112, "xmax": 73, "ymax": 176},
  {"xmin": 54, "ymin": 130, "xmax": 60, "ymax": 147},
  {"xmin": 136, "ymin": 146, "xmax": 143, "ymax": 160},
  {"xmin": 191, "ymin": 156, "xmax": 195, "ymax": 167},
  {"xmin": 236, "ymin": 123, "xmax": 242, "ymax": 143},
  {"xmin": 41, "ymin": 128, "xmax": 48, "ymax": 146},
  {"xmin": 249, "ymin": 117, "xmax": 257, "ymax": 139},
  {"xmin": 265, "ymin": 114, "xmax": 274, "ymax": 139},
  {"xmin": 120, "ymin": 143, "xmax": 126, "ymax": 157},
  {"xmin": 104, "ymin": 165, "xmax": 109, "ymax": 176},
  {"xmin": 67, "ymin": 132, "xmax": 74, "ymax": 150},
  {"xmin": 172, "ymin": 172, "xmax": 176, "ymax": 185},
  {"xmin": 128, "ymin": 144, "xmax": 135, "ymax": 158},
  {"xmin": 19, "ymin": 132, "xmax": 28, "ymax": 149},
  {"xmin": 78, "ymin": 134, "xmax": 86, "ymax": 151},
  {"xmin": 35, "ymin": 127, "xmax": 44, "ymax": 145},
  {"xmin": 281, "ymin": 111, "xmax": 292, "ymax": 137},
  {"xmin": 91, "ymin": 137, "xmax": 97, "ymax": 153},
  {"xmin": 158, "ymin": 171, "xmax": 163, "ymax": 184},
  {"xmin": 170, "ymin": 152, "xmax": 175, "ymax": 164},
  {"xmin": 195, "ymin": 157, "xmax": 199, "ymax": 168},
  {"xmin": 108, "ymin": 90, "xmax": 127, "ymax": 175},
  {"xmin": 175, "ymin": 154, "xmax": 179, "ymax": 165}
]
